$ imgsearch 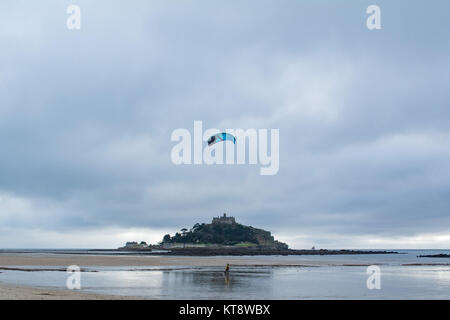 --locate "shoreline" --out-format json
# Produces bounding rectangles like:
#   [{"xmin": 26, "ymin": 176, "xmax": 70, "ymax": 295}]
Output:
[
  {"xmin": 0, "ymin": 253, "xmax": 328, "ymax": 267},
  {"xmin": 0, "ymin": 282, "xmax": 143, "ymax": 300},
  {"xmin": 1, "ymin": 252, "xmax": 448, "ymax": 267},
  {"xmin": 1, "ymin": 252, "xmax": 449, "ymax": 300},
  {"xmin": 117, "ymin": 248, "xmax": 400, "ymax": 256},
  {"xmin": 0, "ymin": 248, "xmax": 400, "ymax": 256}
]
